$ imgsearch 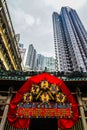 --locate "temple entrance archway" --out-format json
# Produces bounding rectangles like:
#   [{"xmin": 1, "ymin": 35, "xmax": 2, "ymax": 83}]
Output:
[{"xmin": 7, "ymin": 73, "xmax": 79, "ymax": 130}]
